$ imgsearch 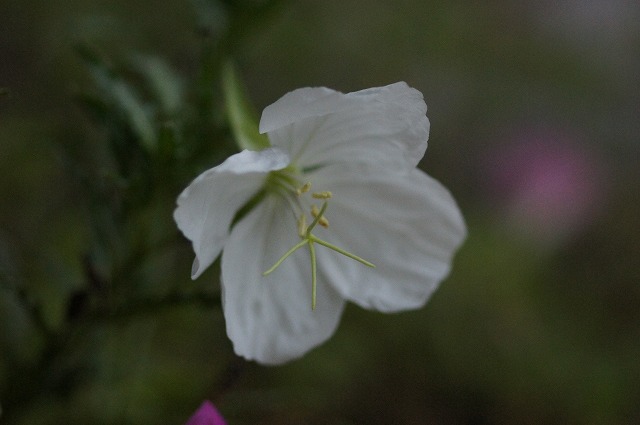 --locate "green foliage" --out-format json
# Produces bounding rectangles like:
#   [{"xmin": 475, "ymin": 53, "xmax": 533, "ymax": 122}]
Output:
[{"xmin": 0, "ymin": 1, "xmax": 285, "ymax": 423}]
